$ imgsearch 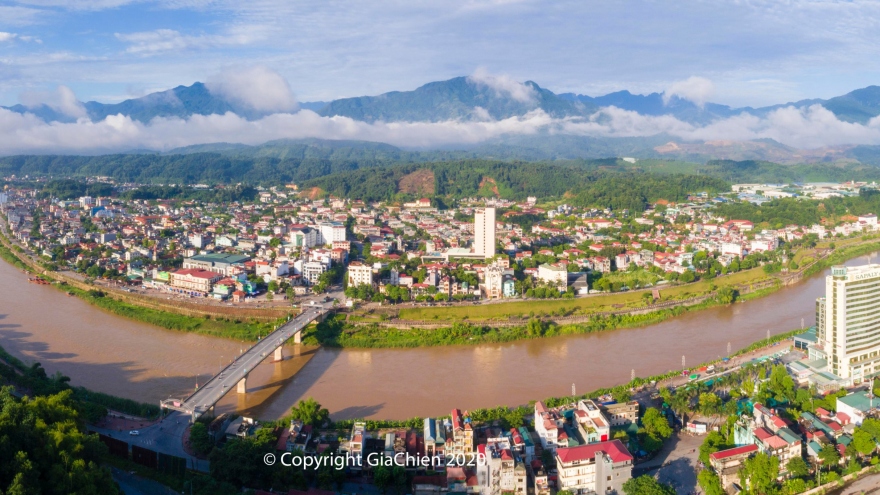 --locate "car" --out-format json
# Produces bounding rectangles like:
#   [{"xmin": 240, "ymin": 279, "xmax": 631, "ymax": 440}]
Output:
[{"xmin": 129, "ymin": 430, "xmax": 140, "ymax": 436}]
